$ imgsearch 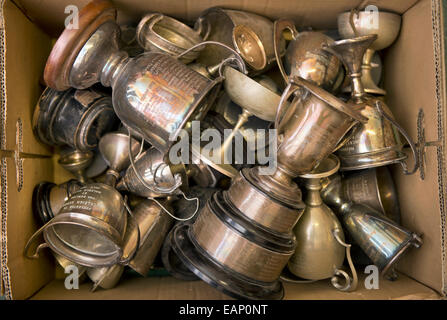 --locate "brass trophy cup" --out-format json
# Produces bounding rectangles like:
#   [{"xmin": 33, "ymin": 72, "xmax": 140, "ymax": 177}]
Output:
[{"xmin": 328, "ymin": 35, "xmax": 418, "ymax": 173}]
